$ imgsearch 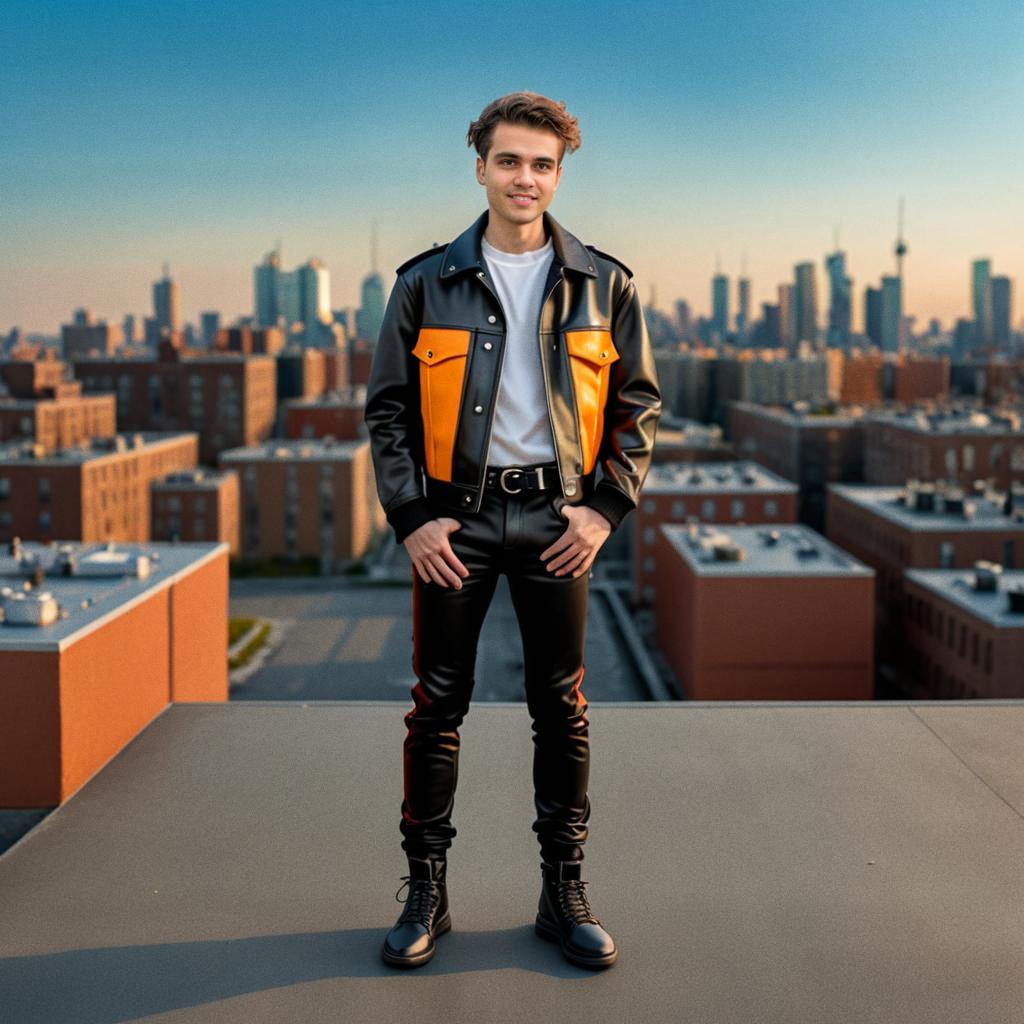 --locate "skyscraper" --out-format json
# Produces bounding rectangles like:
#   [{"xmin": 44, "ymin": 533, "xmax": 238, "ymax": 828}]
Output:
[
  {"xmin": 825, "ymin": 251, "xmax": 852, "ymax": 349},
  {"xmin": 864, "ymin": 286, "xmax": 882, "ymax": 347},
  {"xmin": 991, "ymin": 275, "xmax": 1012, "ymax": 349},
  {"xmin": 255, "ymin": 249, "xmax": 283, "ymax": 326},
  {"xmin": 736, "ymin": 277, "xmax": 751, "ymax": 340},
  {"xmin": 778, "ymin": 283, "xmax": 795, "ymax": 351},
  {"xmin": 153, "ymin": 264, "xmax": 181, "ymax": 335},
  {"xmin": 254, "ymin": 250, "xmax": 331, "ymax": 331},
  {"xmin": 972, "ymin": 258, "xmax": 993, "ymax": 349},
  {"xmin": 357, "ymin": 272, "xmax": 386, "ymax": 344},
  {"xmin": 711, "ymin": 273, "xmax": 729, "ymax": 339},
  {"xmin": 880, "ymin": 275, "xmax": 902, "ymax": 352},
  {"xmin": 793, "ymin": 262, "xmax": 818, "ymax": 346}
]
